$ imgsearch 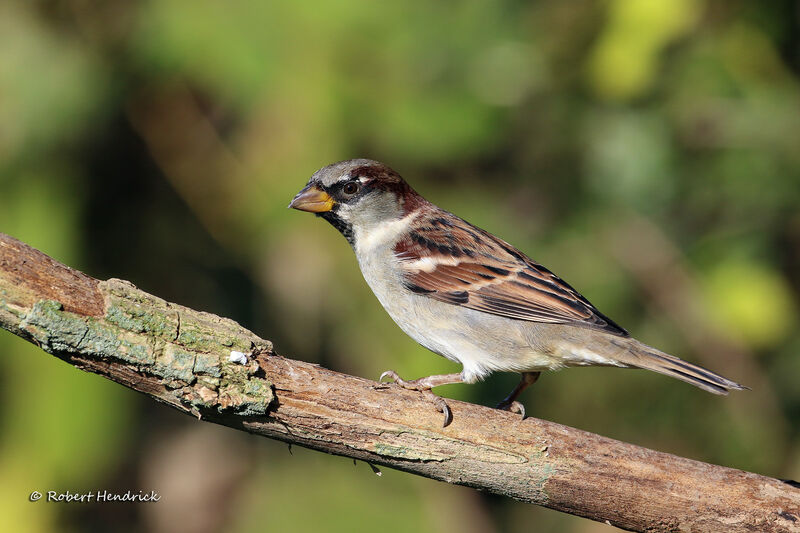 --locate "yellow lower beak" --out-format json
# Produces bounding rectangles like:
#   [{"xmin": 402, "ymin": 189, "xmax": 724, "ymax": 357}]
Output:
[{"xmin": 288, "ymin": 186, "xmax": 335, "ymax": 213}]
